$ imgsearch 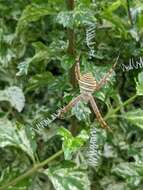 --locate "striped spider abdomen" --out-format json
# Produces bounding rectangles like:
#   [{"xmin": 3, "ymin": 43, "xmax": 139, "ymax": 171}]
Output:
[{"xmin": 78, "ymin": 73, "xmax": 97, "ymax": 94}]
